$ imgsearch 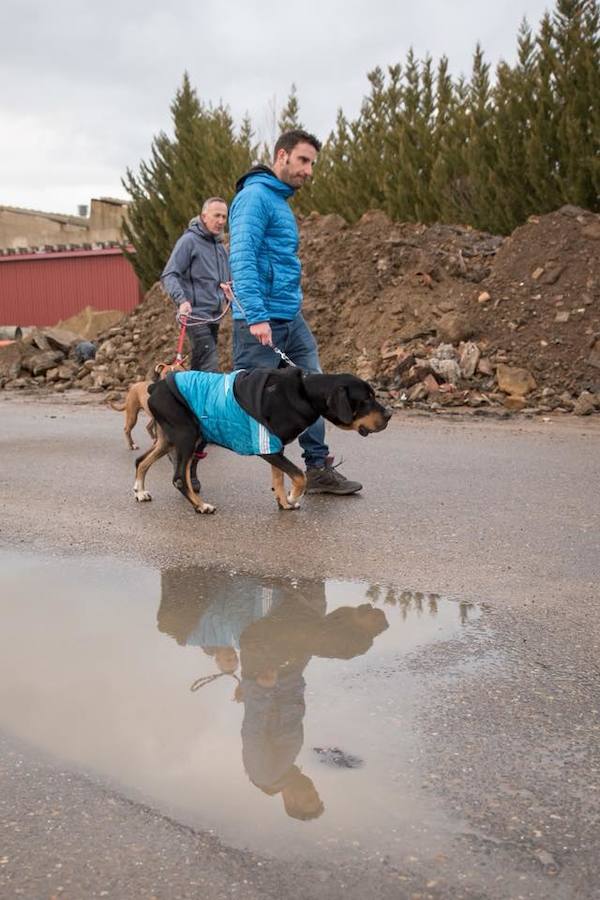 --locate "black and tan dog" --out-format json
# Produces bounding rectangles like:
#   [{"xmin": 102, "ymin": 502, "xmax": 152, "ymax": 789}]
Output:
[{"xmin": 133, "ymin": 367, "xmax": 391, "ymax": 514}]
